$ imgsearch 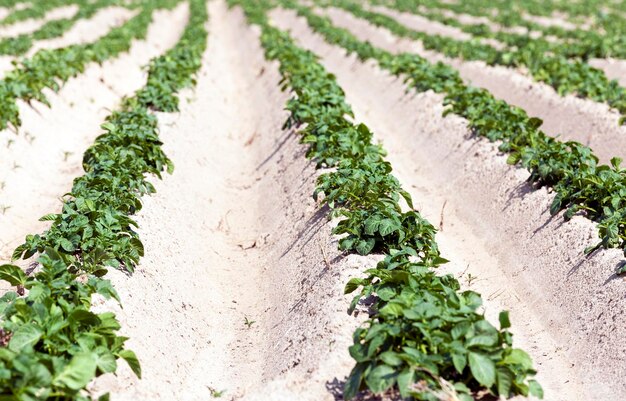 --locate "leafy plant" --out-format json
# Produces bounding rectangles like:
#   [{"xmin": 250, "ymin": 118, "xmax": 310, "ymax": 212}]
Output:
[{"xmin": 230, "ymin": 1, "xmax": 542, "ymax": 399}]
